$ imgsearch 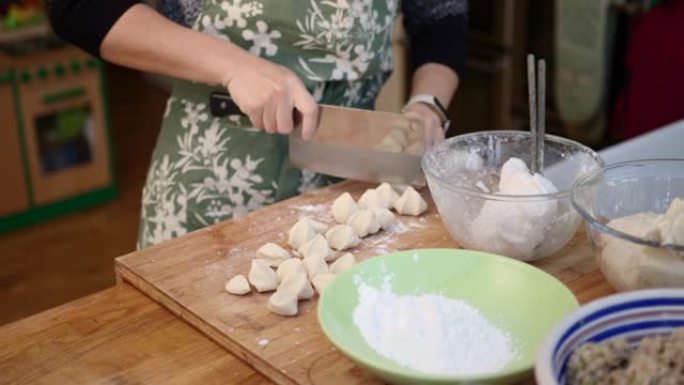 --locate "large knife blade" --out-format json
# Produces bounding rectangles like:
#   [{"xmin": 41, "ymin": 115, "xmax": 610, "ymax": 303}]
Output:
[{"xmin": 209, "ymin": 92, "xmax": 425, "ymax": 185}]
